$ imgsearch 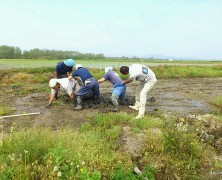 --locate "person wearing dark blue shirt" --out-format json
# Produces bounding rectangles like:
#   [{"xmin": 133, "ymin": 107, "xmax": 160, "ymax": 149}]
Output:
[
  {"xmin": 53, "ymin": 59, "xmax": 75, "ymax": 100},
  {"xmin": 69, "ymin": 66, "xmax": 100, "ymax": 110},
  {"xmin": 54, "ymin": 59, "xmax": 75, "ymax": 78}
]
